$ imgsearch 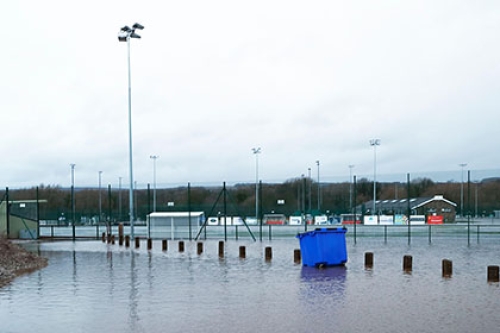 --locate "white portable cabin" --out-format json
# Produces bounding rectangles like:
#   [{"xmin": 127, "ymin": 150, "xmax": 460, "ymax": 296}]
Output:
[{"xmin": 147, "ymin": 212, "xmax": 205, "ymax": 239}]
